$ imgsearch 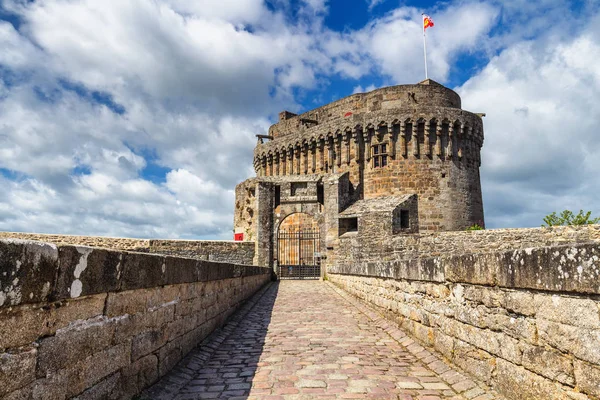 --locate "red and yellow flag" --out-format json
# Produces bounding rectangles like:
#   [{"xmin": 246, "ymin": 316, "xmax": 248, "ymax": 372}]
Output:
[{"xmin": 423, "ymin": 14, "xmax": 434, "ymax": 30}]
